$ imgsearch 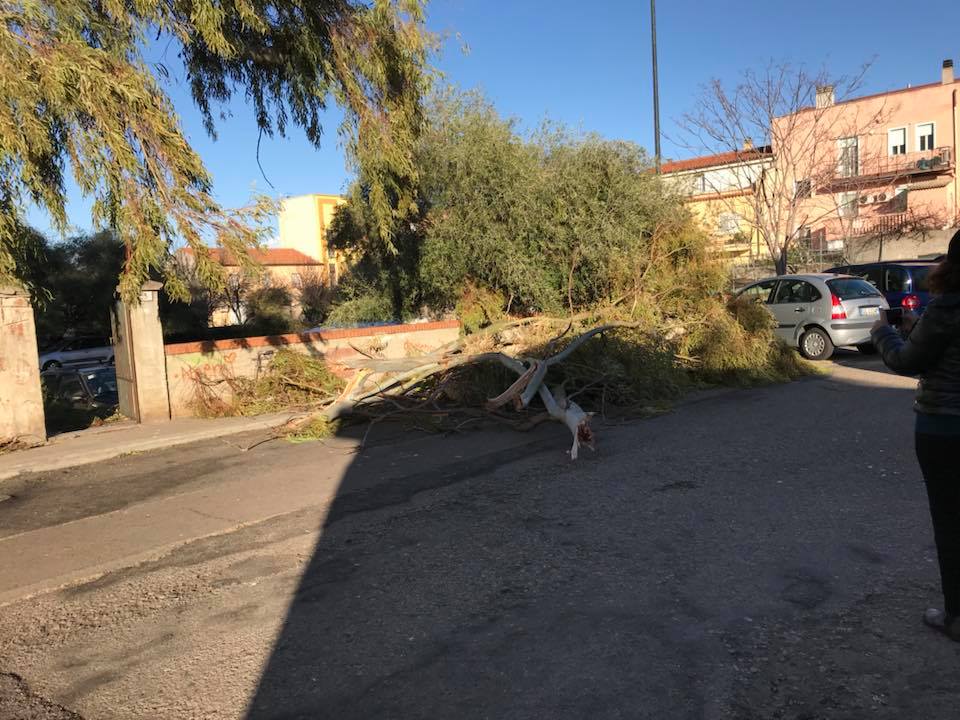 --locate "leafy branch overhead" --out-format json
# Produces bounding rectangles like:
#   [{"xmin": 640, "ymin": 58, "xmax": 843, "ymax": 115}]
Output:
[{"xmin": 0, "ymin": 0, "xmax": 430, "ymax": 301}]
